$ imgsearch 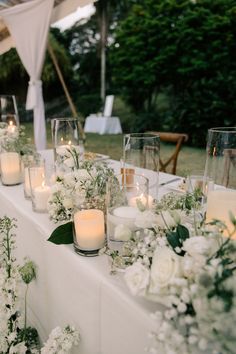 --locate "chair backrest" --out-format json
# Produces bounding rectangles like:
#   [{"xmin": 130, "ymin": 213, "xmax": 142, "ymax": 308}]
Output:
[
  {"xmin": 147, "ymin": 131, "xmax": 189, "ymax": 175},
  {"xmin": 103, "ymin": 95, "xmax": 114, "ymax": 117},
  {"xmin": 222, "ymin": 148, "xmax": 236, "ymax": 187}
]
